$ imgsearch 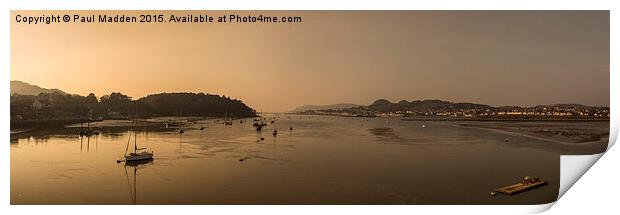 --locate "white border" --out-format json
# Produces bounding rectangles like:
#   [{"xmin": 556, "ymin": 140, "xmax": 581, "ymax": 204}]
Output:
[{"xmin": 2, "ymin": 0, "xmax": 618, "ymax": 214}]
